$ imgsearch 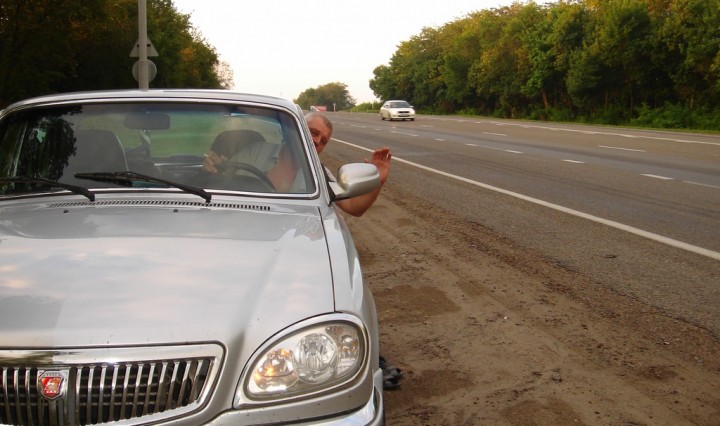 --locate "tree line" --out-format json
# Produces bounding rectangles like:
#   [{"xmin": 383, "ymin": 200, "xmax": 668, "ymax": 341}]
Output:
[
  {"xmin": 294, "ymin": 82, "xmax": 356, "ymax": 111},
  {"xmin": 0, "ymin": 0, "xmax": 230, "ymax": 108},
  {"xmin": 369, "ymin": 0, "xmax": 720, "ymax": 130}
]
